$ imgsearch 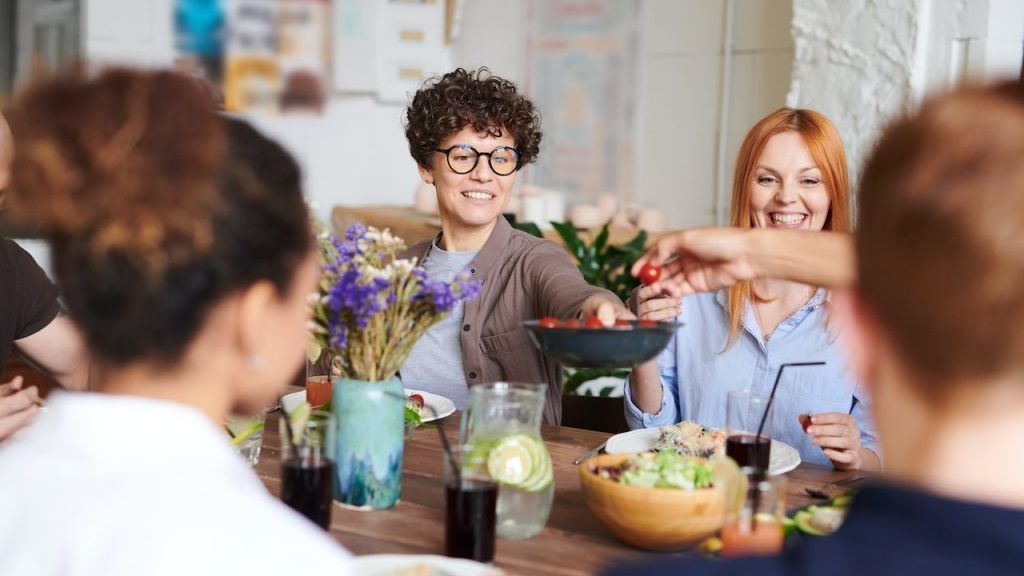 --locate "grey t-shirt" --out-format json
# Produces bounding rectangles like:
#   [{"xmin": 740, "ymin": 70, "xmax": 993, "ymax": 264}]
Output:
[{"xmin": 399, "ymin": 240, "xmax": 477, "ymax": 410}]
